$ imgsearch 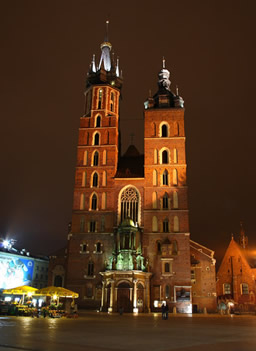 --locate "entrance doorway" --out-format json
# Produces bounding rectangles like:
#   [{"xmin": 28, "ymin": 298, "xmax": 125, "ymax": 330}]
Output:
[{"xmin": 117, "ymin": 282, "xmax": 132, "ymax": 312}]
